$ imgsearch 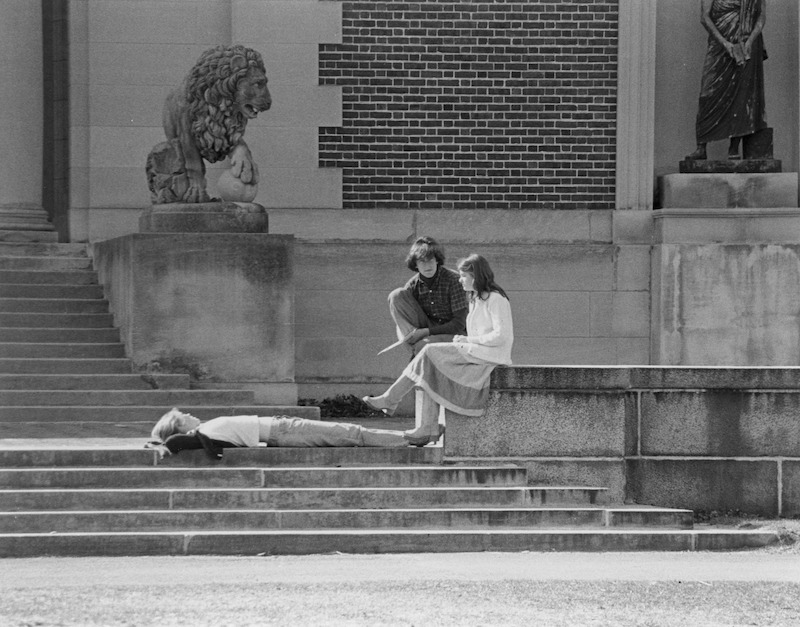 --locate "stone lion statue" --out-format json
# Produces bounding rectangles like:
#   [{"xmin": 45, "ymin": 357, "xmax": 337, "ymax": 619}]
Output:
[{"xmin": 146, "ymin": 45, "xmax": 272, "ymax": 204}]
